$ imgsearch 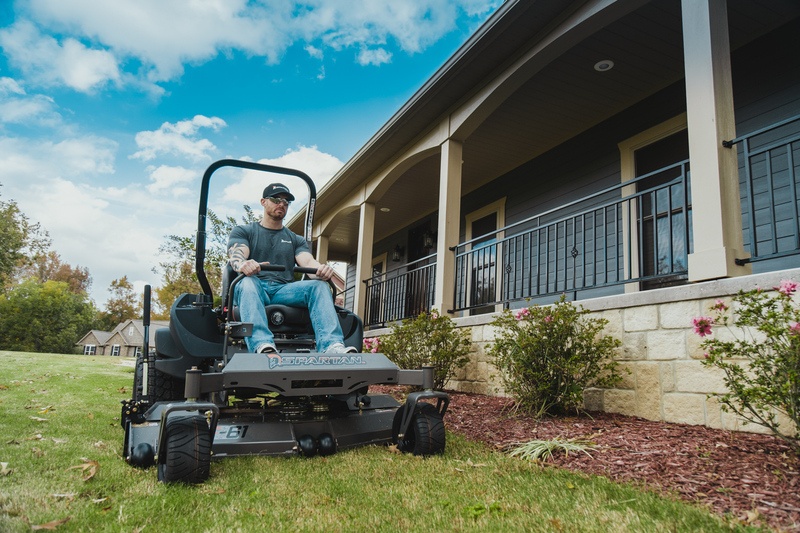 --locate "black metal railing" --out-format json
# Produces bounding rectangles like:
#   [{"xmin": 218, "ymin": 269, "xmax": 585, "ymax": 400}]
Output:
[
  {"xmin": 357, "ymin": 117, "xmax": 797, "ymax": 320},
  {"xmin": 724, "ymin": 113, "xmax": 800, "ymax": 265},
  {"xmin": 363, "ymin": 254, "xmax": 436, "ymax": 327},
  {"xmin": 453, "ymin": 161, "xmax": 692, "ymax": 313}
]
